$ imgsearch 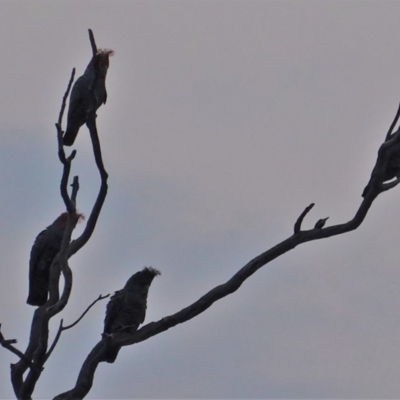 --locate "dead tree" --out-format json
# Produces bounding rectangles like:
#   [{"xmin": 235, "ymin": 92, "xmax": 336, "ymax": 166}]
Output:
[{"xmin": 1, "ymin": 29, "xmax": 400, "ymax": 400}]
